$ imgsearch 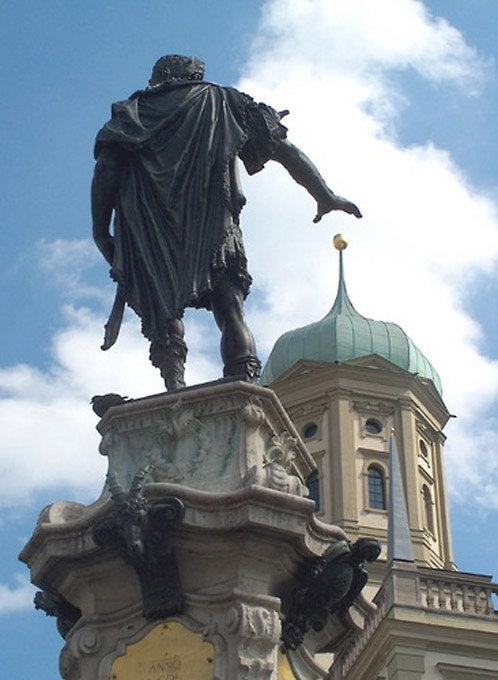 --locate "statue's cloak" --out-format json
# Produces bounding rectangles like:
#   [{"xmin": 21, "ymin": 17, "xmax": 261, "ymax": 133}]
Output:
[{"xmin": 95, "ymin": 81, "xmax": 286, "ymax": 343}]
